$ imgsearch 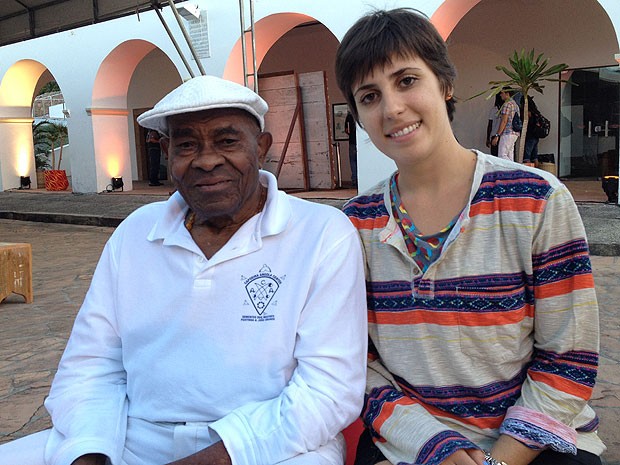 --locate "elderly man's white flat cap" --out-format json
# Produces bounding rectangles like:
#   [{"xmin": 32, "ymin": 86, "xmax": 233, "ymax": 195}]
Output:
[{"xmin": 137, "ymin": 75, "xmax": 268, "ymax": 134}]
